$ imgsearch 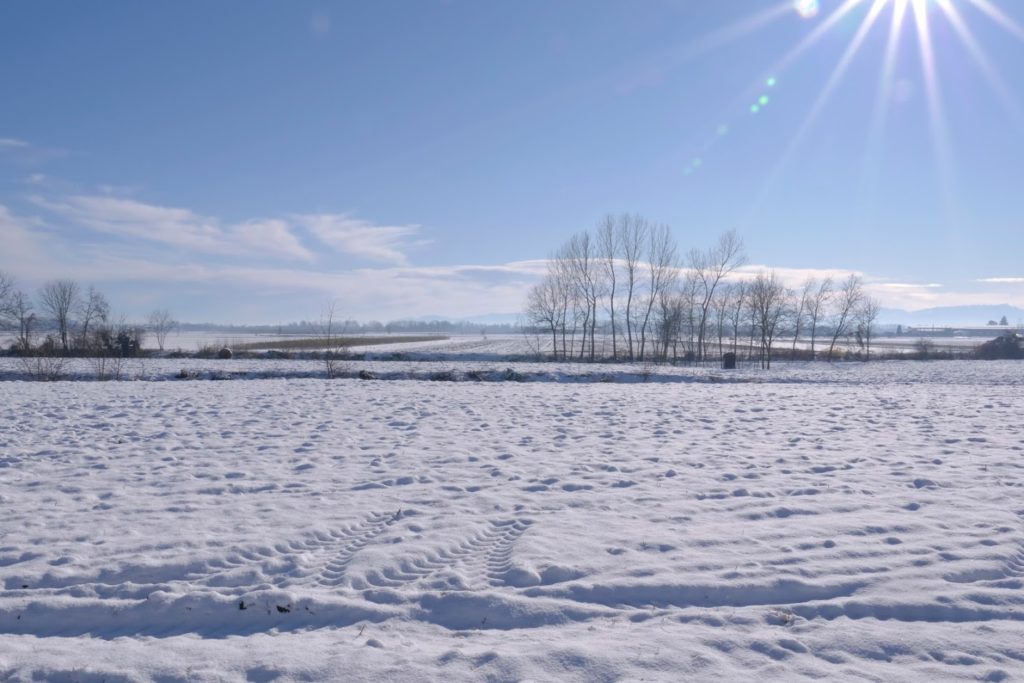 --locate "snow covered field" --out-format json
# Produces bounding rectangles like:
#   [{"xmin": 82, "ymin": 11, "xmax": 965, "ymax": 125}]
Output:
[{"xmin": 1, "ymin": 362, "xmax": 1023, "ymax": 681}]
